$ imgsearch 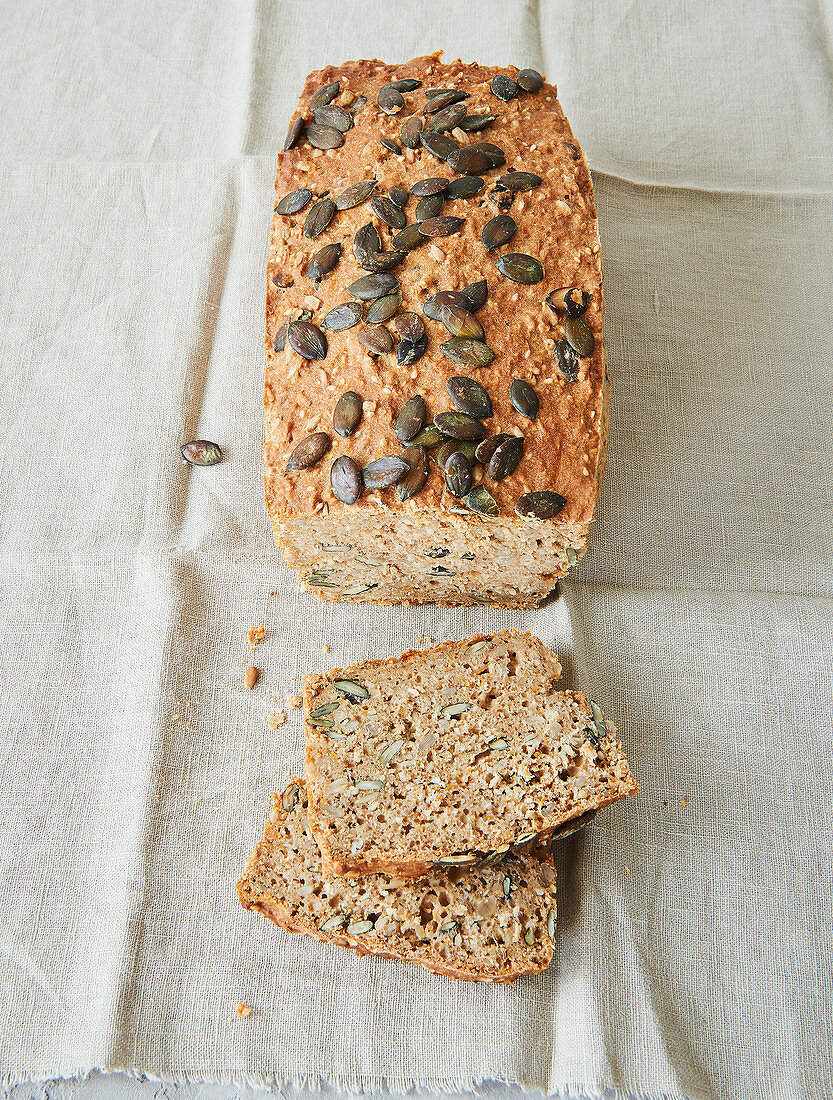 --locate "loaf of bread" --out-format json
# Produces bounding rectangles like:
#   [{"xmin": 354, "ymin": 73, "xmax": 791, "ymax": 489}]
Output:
[
  {"xmin": 303, "ymin": 631, "xmax": 636, "ymax": 878},
  {"xmin": 237, "ymin": 779, "xmax": 558, "ymax": 981},
  {"xmin": 265, "ymin": 54, "xmax": 607, "ymax": 608}
]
